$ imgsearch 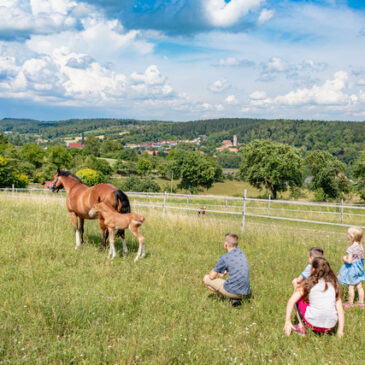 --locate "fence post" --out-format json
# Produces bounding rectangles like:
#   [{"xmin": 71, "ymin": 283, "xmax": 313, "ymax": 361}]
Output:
[
  {"xmin": 163, "ymin": 191, "xmax": 167, "ymax": 218},
  {"xmin": 187, "ymin": 195, "xmax": 190, "ymax": 208},
  {"xmin": 225, "ymin": 198, "xmax": 228, "ymax": 211},
  {"xmin": 241, "ymin": 189, "xmax": 247, "ymax": 232},
  {"xmin": 341, "ymin": 198, "xmax": 344, "ymax": 224},
  {"xmin": 12, "ymin": 184, "xmax": 14, "ymax": 195},
  {"xmin": 268, "ymin": 194, "xmax": 271, "ymax": 217},
  {"xmin": 146, "ymin": 193, "xmax": 149, "ymax": 203}
]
